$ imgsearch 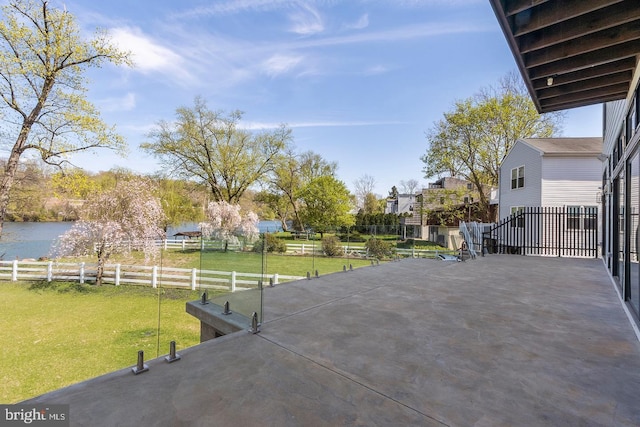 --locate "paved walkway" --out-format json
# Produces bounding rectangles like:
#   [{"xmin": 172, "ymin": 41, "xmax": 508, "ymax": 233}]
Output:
[{"xmin": 25, "ymin": 256, "xmax": 640, "ymax": 426}]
